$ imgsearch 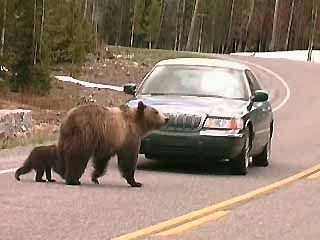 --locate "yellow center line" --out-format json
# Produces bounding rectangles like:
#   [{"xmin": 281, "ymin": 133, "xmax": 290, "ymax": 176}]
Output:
[
  {"xmin": 155, "ymin": 211, "xmax": 229, "ymax": 237},
  {"xmin": 307, "ymin": 170, "xmax": 320, "ymax": 179},
  {"xmin": 112, "ymin": 164, "xmax": 320, "ymax": 240}
]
